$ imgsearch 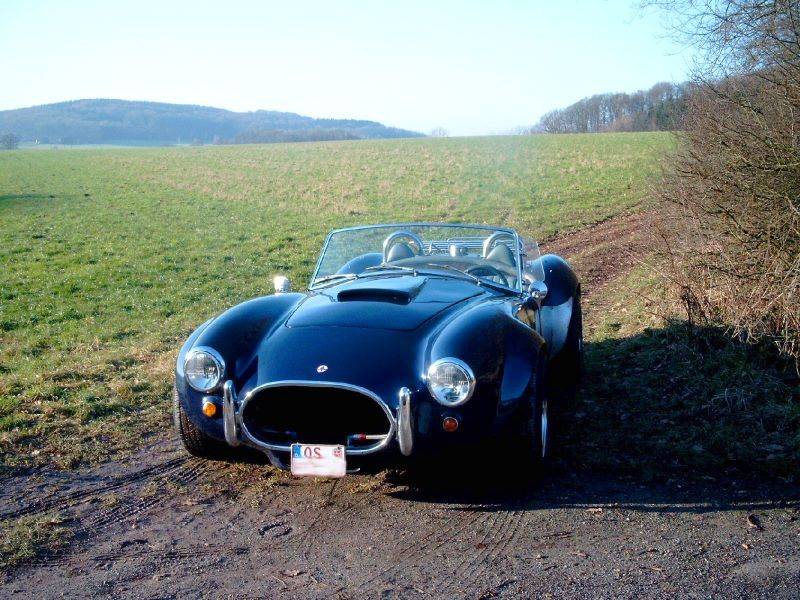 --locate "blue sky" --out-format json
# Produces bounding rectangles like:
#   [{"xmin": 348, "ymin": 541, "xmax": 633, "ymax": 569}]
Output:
[{"xmin": 0, "ymin": 0, "xmax": 692, "ymax": 135}]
